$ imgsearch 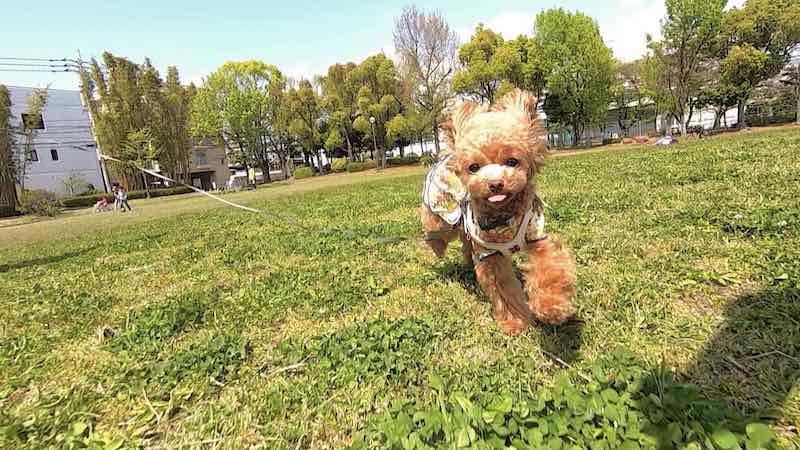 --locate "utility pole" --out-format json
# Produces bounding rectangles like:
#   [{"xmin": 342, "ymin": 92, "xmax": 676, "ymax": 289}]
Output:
[{"xmin": 76, "ymin": 50, "xmax": 110, "ymax": 193}]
